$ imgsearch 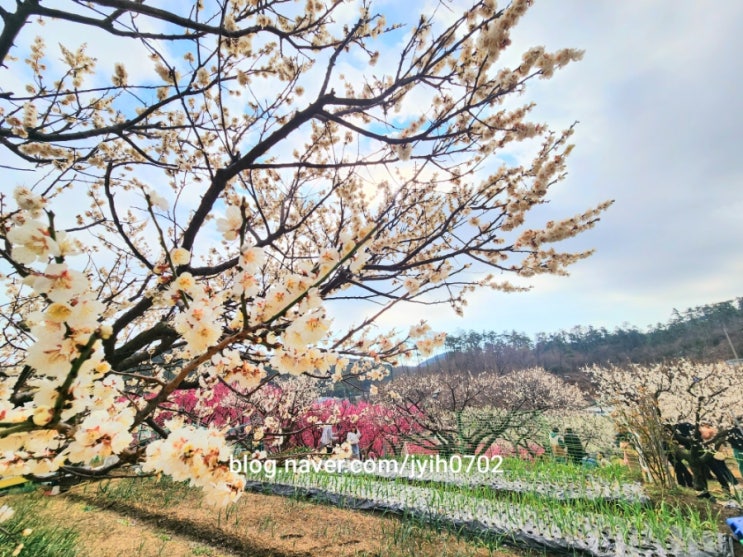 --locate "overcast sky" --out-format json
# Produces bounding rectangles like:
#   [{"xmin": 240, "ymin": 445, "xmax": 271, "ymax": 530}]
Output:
[{"xmin": 333, "ymin": 0, "xmax": 743, "ymax": 339}]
